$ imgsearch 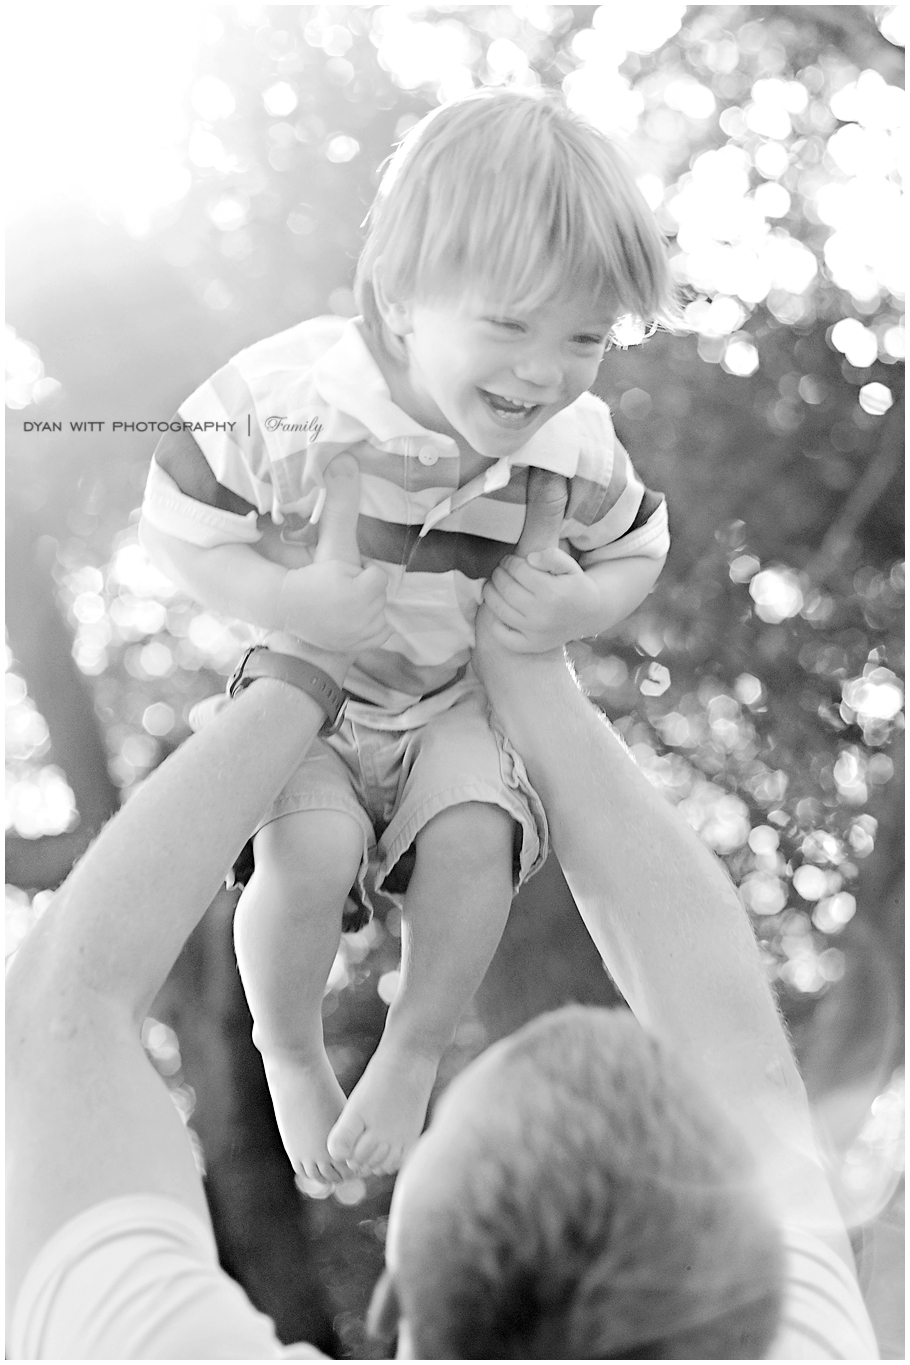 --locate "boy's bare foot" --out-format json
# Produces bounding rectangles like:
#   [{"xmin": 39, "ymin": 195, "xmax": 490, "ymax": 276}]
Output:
[
  {"xmin": 326, "ymin": 1039, "xmax": 439, "ymax": 1176},
  {"xmin": 262, "ymin": 1048, "xmax": 351, "ymax": 1186}
]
